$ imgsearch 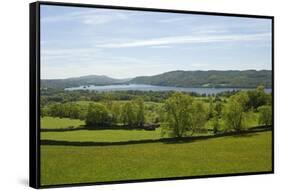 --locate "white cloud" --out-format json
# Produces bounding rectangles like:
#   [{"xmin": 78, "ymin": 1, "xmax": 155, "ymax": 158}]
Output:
[
  {"xmin": 41, "ymin": 46, "xmax": 173, "ymax": 79},
  {"xmin": 97, "ymin": 33, "xmax": 270, "ymax": 48},
  {"xmin": 158, "ymin": 17, "xmax": 195, "ymax": 23},
  {"xmin": 41, "ymin": 58, "xmax": 172, "ymax": 79},
  {"xmin": 42, "ymin": 9, "xmax": 128, "ymax": 25},
  {"xmin": 148, "ymin": 45, "xmax": 173, "ymax": 49}
]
